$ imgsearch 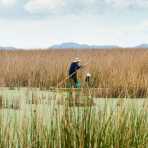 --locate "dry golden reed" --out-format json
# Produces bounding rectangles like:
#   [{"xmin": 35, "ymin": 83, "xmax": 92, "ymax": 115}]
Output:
[{"xmin": 0, "ymin": 48, "xmax": 148, "ymax": 97}]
